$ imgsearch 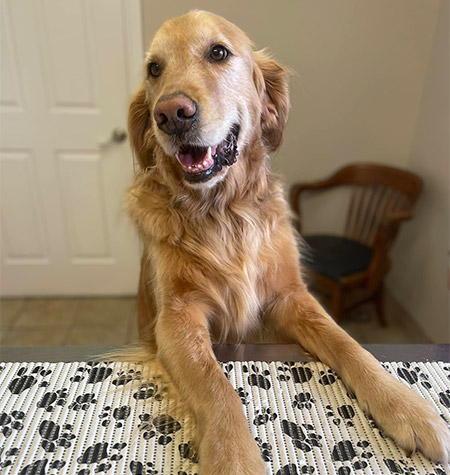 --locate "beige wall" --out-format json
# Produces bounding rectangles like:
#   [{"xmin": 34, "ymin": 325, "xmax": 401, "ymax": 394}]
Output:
[
  {"xmin": 387, "ymin": 0, "xmax": 449, "ymax": 343},
  {"xmin": 140, "ymin": 0, "xmax": 448, "ymax": 340}
]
